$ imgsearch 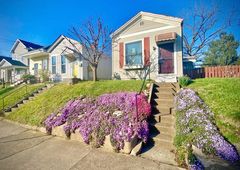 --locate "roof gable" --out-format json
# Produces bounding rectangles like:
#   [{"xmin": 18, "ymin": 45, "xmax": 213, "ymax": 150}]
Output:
[
  {"xmin": 47, "ymin": 35, "xmax": 81, "ymax": 55},
  {"xmin": 11, "ymin": 39, "xmax": 43, "ymax": 53},
  {"xmin": 111, "ymin": 11, "xmax": 183, "ymax": 38}
]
